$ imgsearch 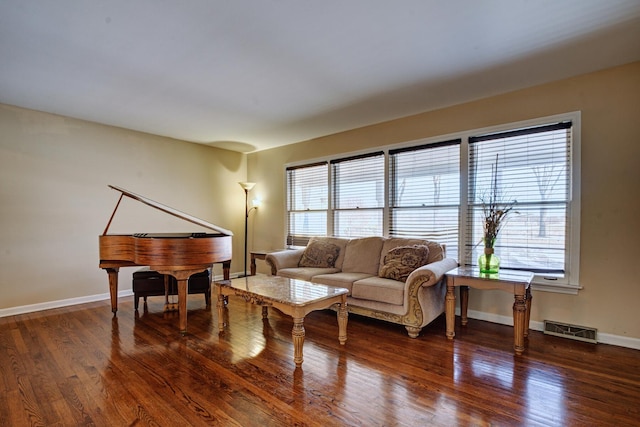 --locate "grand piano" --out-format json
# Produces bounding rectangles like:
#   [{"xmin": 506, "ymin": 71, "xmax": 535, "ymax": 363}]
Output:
[{"xmin": 99, "ymin": 185, "xmax": 232, "ymax": 334}]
